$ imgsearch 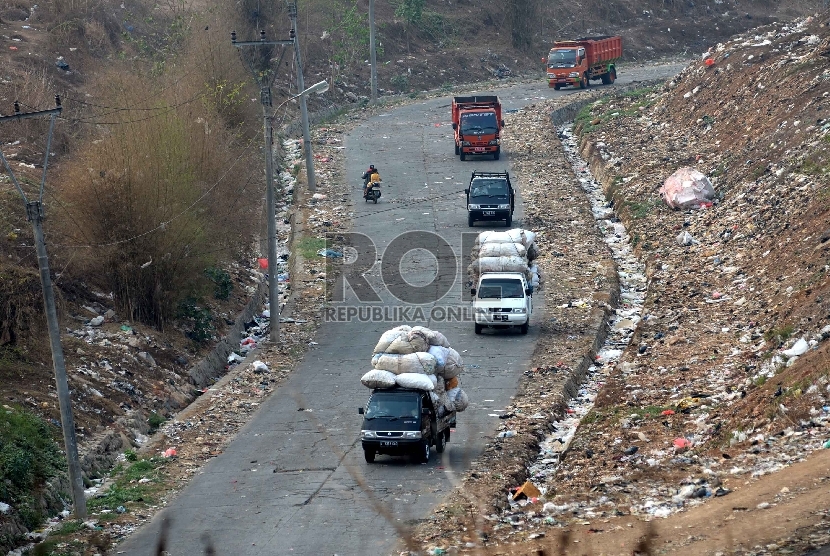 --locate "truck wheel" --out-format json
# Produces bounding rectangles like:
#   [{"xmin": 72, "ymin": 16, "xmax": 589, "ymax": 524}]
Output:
[
  {"xmin": 468, "ymin": 213, "xmax": 475, "ymax": 227},
  {"xmin": 455, "ymin": 144, "xmax": 460, "ymax": 155},
  {"xmin": 364, "ymin": 449, "xmax": 376, "ymax": 463},
  {"xmin": 460, "ymin": 152, "xmax": 466, "ymax": 161},
  {"xmin": 436, "ymin": 431, "xmax": 446, "ymax": 453},
  {"xmin": 444, "ymin": 428, "xmax": 451, "ymax": 443},
  {"xmin": 494, "ymin": 149, "xmax": 500, "ymax": 161},
  {"xmin": 580, "ymin": 73, "xmax": 589, "ymax": 89},
  {"xmin": 553, "ymin": 84, "xmax": 561, "ymax": 90},
  {"xmin": 474, "ymin": 323, "xmax": 483, "ymax": 335},
  {"xmin": 520, "ymin": 322, "xmax": 529, "ymax": 335},
  {"xmin": 413, "ymin": 441, "xmax": 430, "ymax": 464},
  {"xmin": 505, "ymin": 212, "xmax": 512, "ymax": 227}
]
